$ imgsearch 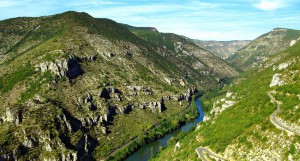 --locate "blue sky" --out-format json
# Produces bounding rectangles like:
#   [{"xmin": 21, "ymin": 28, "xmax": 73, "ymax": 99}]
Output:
[{"xmin": 0, "ymin": 0, "xmax": 300, "ymax": 40}]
